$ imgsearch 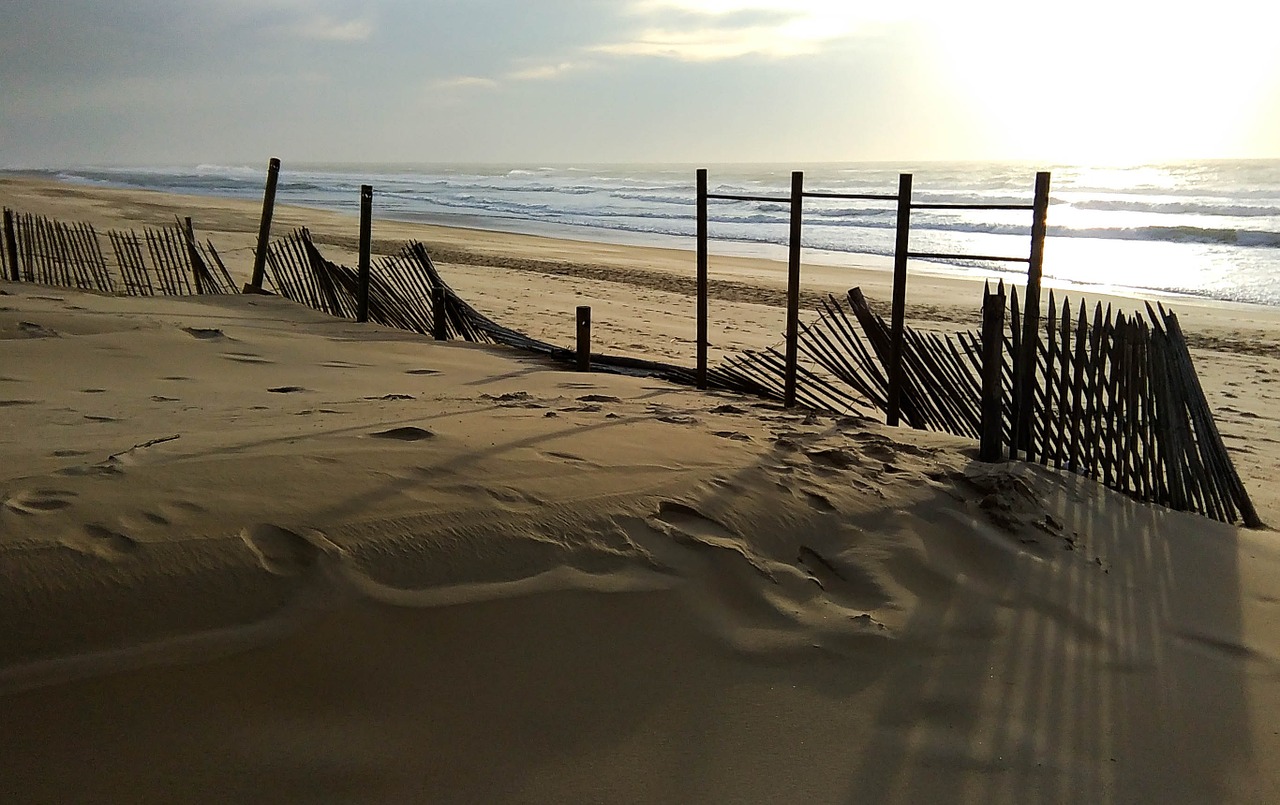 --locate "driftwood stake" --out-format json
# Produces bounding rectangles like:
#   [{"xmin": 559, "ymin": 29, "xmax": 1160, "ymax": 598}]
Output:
[
  {"xmin": 696, "ymin": 168, "xmax": 709, "ymax": 389},
  {"xmin": 4, "ymin": 209, "xmax": 20, "ymax": 282},
  {"xmin": 576, "ymin": 305, "xmax": 591, "ymax": 371},
  {"xmin": 357, "ymin": 184, "xmax": 373, "ymax": 323},
  {"xmin": 783, "ymin": 170, "xmax": 804, "ymax": 408},
  {"xmin": 247, "ymin": 157, "xmax": 281, "ymax": 292},
  {"xmin": 887, "ymin": 173, "xmax": 913, "ymax": 426},
  {"xmin": 980, "ymin": 280, "xmax": 1006, "ymax": 461}
]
